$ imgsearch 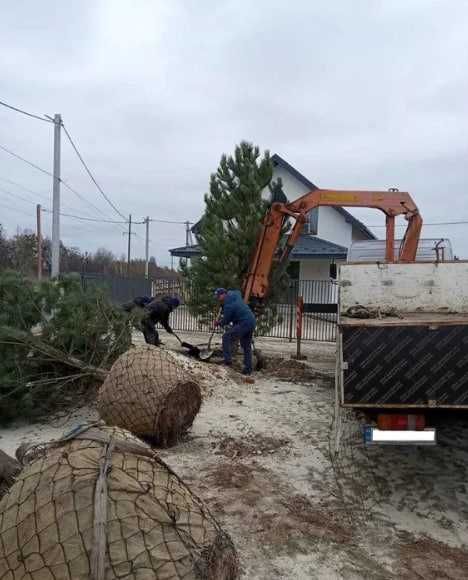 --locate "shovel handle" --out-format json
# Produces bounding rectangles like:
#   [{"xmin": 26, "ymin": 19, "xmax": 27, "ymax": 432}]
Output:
[
  {"xmin": 208, "ymin": 307, "xmax": 222, "ymax": 349},
  {"xmin": 172, "ymin": 331, "xmax": 183, "ymax": 344}
]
